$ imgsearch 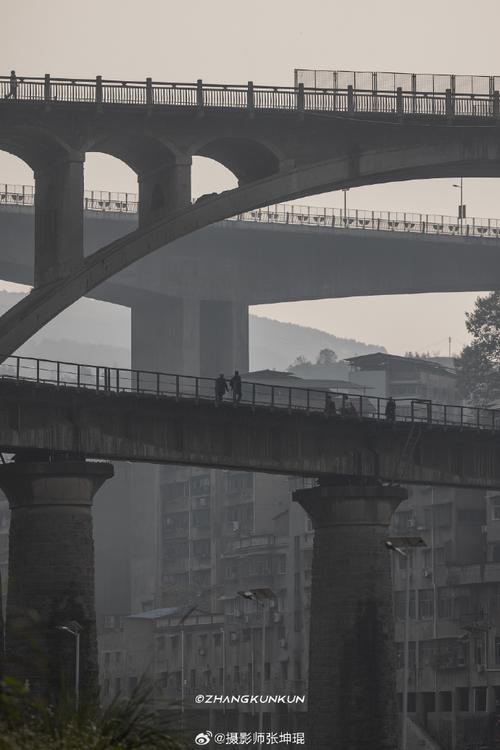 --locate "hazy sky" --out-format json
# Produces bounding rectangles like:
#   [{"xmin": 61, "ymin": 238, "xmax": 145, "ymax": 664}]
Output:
[{"xmin": 2, "ymin": 0, "xmax": 500, "ymax": 354}]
